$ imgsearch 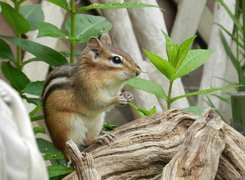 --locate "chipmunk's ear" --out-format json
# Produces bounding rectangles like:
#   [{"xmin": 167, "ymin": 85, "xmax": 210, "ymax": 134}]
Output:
[
  {"xmin": 100, "ymin": 33, "xmax": 112, "ymax": 46},
  {"xmin": 87, "ymin": 37, "xmax": 102, "ymax": 52}
]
